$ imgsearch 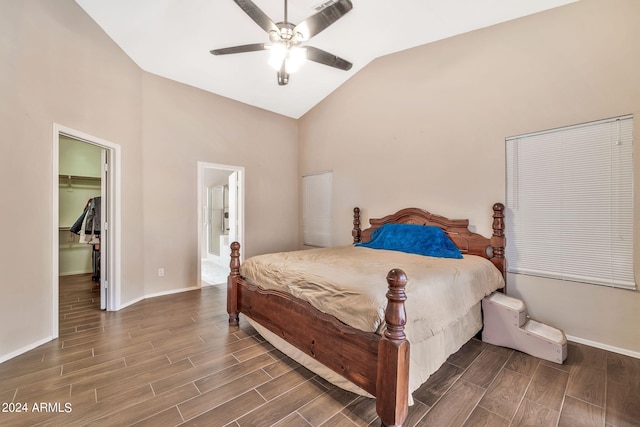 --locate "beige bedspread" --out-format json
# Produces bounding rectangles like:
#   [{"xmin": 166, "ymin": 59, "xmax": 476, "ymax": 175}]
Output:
[{"xmin": 240, "ymin": 245, "xmax": 505, "ymax": 346}]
